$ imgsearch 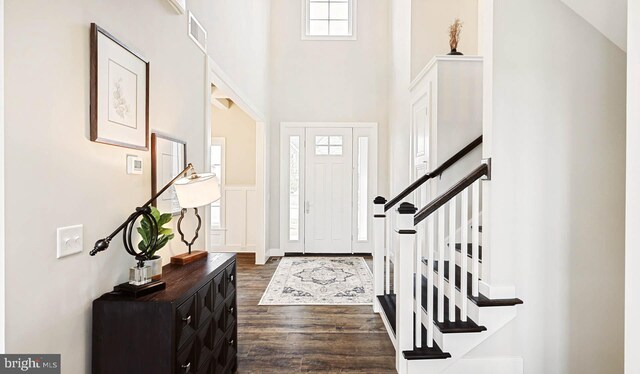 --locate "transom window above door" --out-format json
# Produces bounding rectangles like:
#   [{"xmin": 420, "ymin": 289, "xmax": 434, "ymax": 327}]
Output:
[
  {"xmin": 315, "ymin": 135, "xmax": 343, "ymax": 155},
  {"xmin": 303, "ymin": 0, "xmax": 356, "ymax": 40}
]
